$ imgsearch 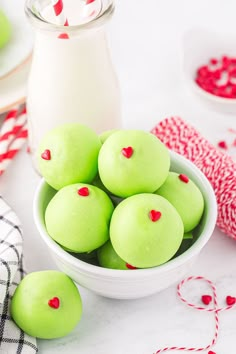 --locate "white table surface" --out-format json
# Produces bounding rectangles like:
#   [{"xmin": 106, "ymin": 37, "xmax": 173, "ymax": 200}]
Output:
[{"xmin": 1, "ymin": 0, "xmax": 236, "ymax": 353}]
